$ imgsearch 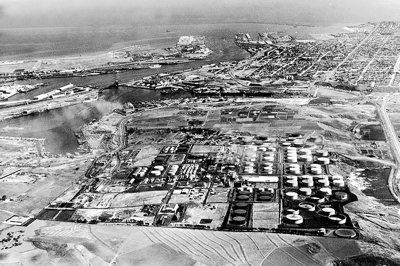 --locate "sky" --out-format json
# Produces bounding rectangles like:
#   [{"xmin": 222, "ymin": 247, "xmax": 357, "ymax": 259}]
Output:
[{"xmin": 1, "ymin": 0, "xmax": 400, "ymax": 28}]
